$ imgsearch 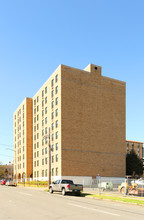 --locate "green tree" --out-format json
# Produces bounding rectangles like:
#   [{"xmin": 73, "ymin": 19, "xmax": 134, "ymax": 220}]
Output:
[
  {"xmin": 0, "ymin": 162, "xmax": 5, "ymax": 179},
  {"xmin": 126, "ymin": 149, "xmax": 143, "ymax": 176}
]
